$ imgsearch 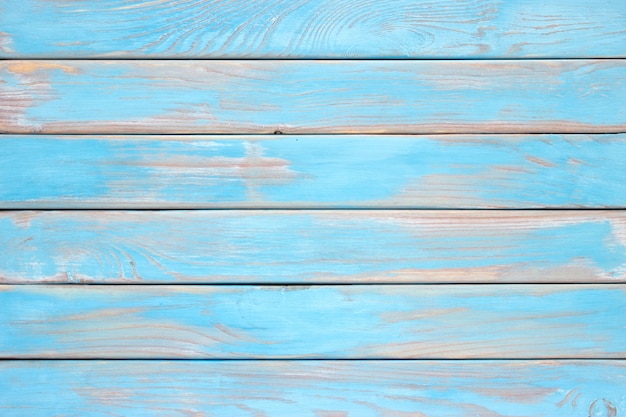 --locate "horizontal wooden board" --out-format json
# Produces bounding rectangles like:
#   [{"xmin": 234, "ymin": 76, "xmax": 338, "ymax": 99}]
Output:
[
  {"xmin": 1, "ymin": 0, "xmax": 625, "ymax": 58},
  {"xmin": 1, "ymin": 361, "xmax": 625, "ymax": 416},
  {"xmin": 2, "ymin": 134, "xmax": 626, "ymax": 208},
  {"xmin": 1, "ymin": 284, "xmax": 625, "ymax": 358},
  {"xmin": 2, "ymin": 61, "xmax": 625, "ymax": 134},
  {"xmin": 1, "ymin": 210, "xmax": 625, "ymax": 284}
]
